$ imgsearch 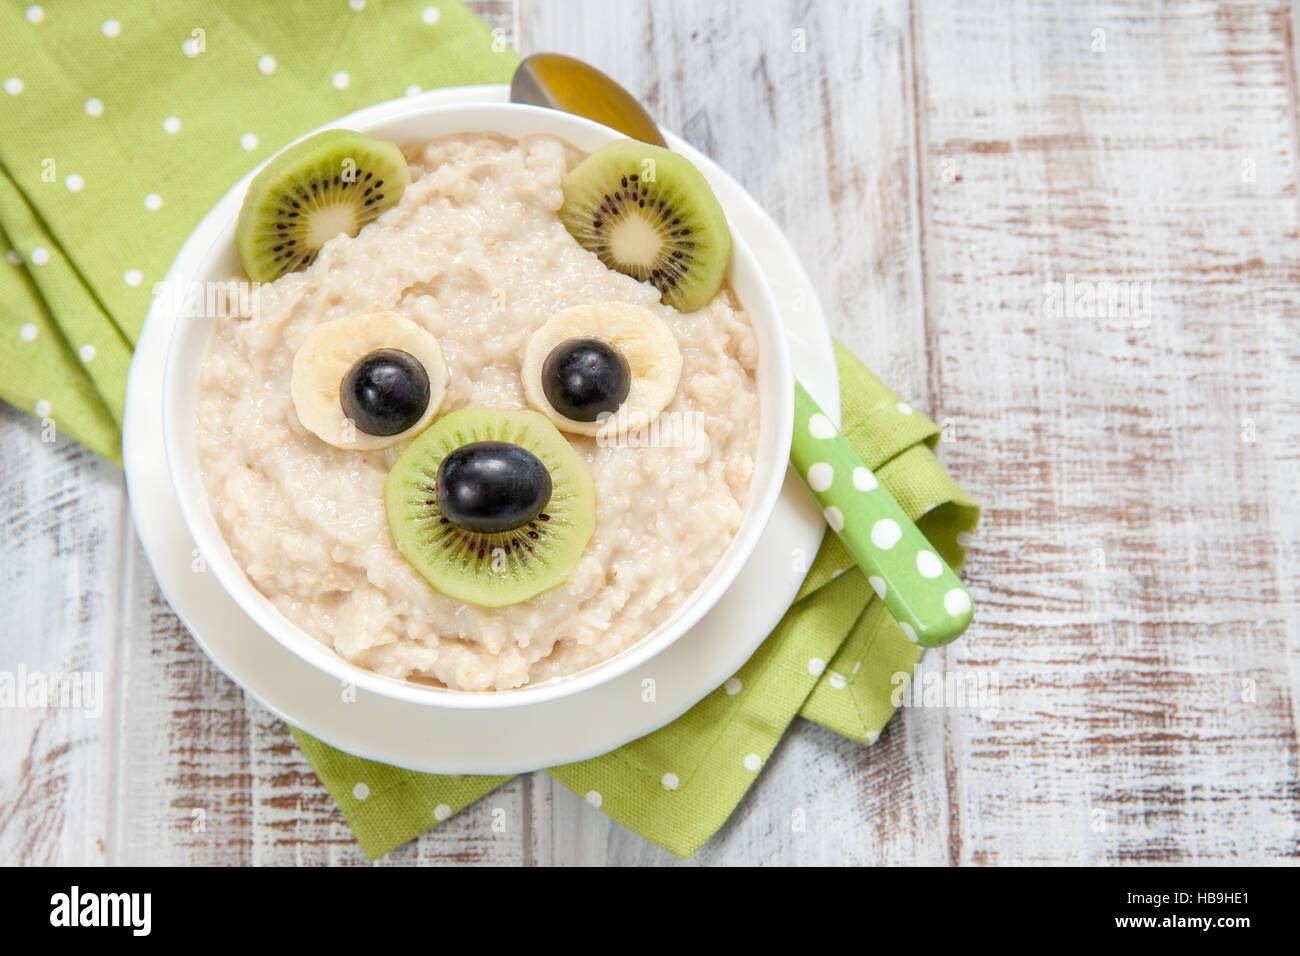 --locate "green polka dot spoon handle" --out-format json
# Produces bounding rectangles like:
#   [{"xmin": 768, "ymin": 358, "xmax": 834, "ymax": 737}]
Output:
[{"xmin": 792, "ymin": 382, "xmax": 973, "ymax": 647}]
